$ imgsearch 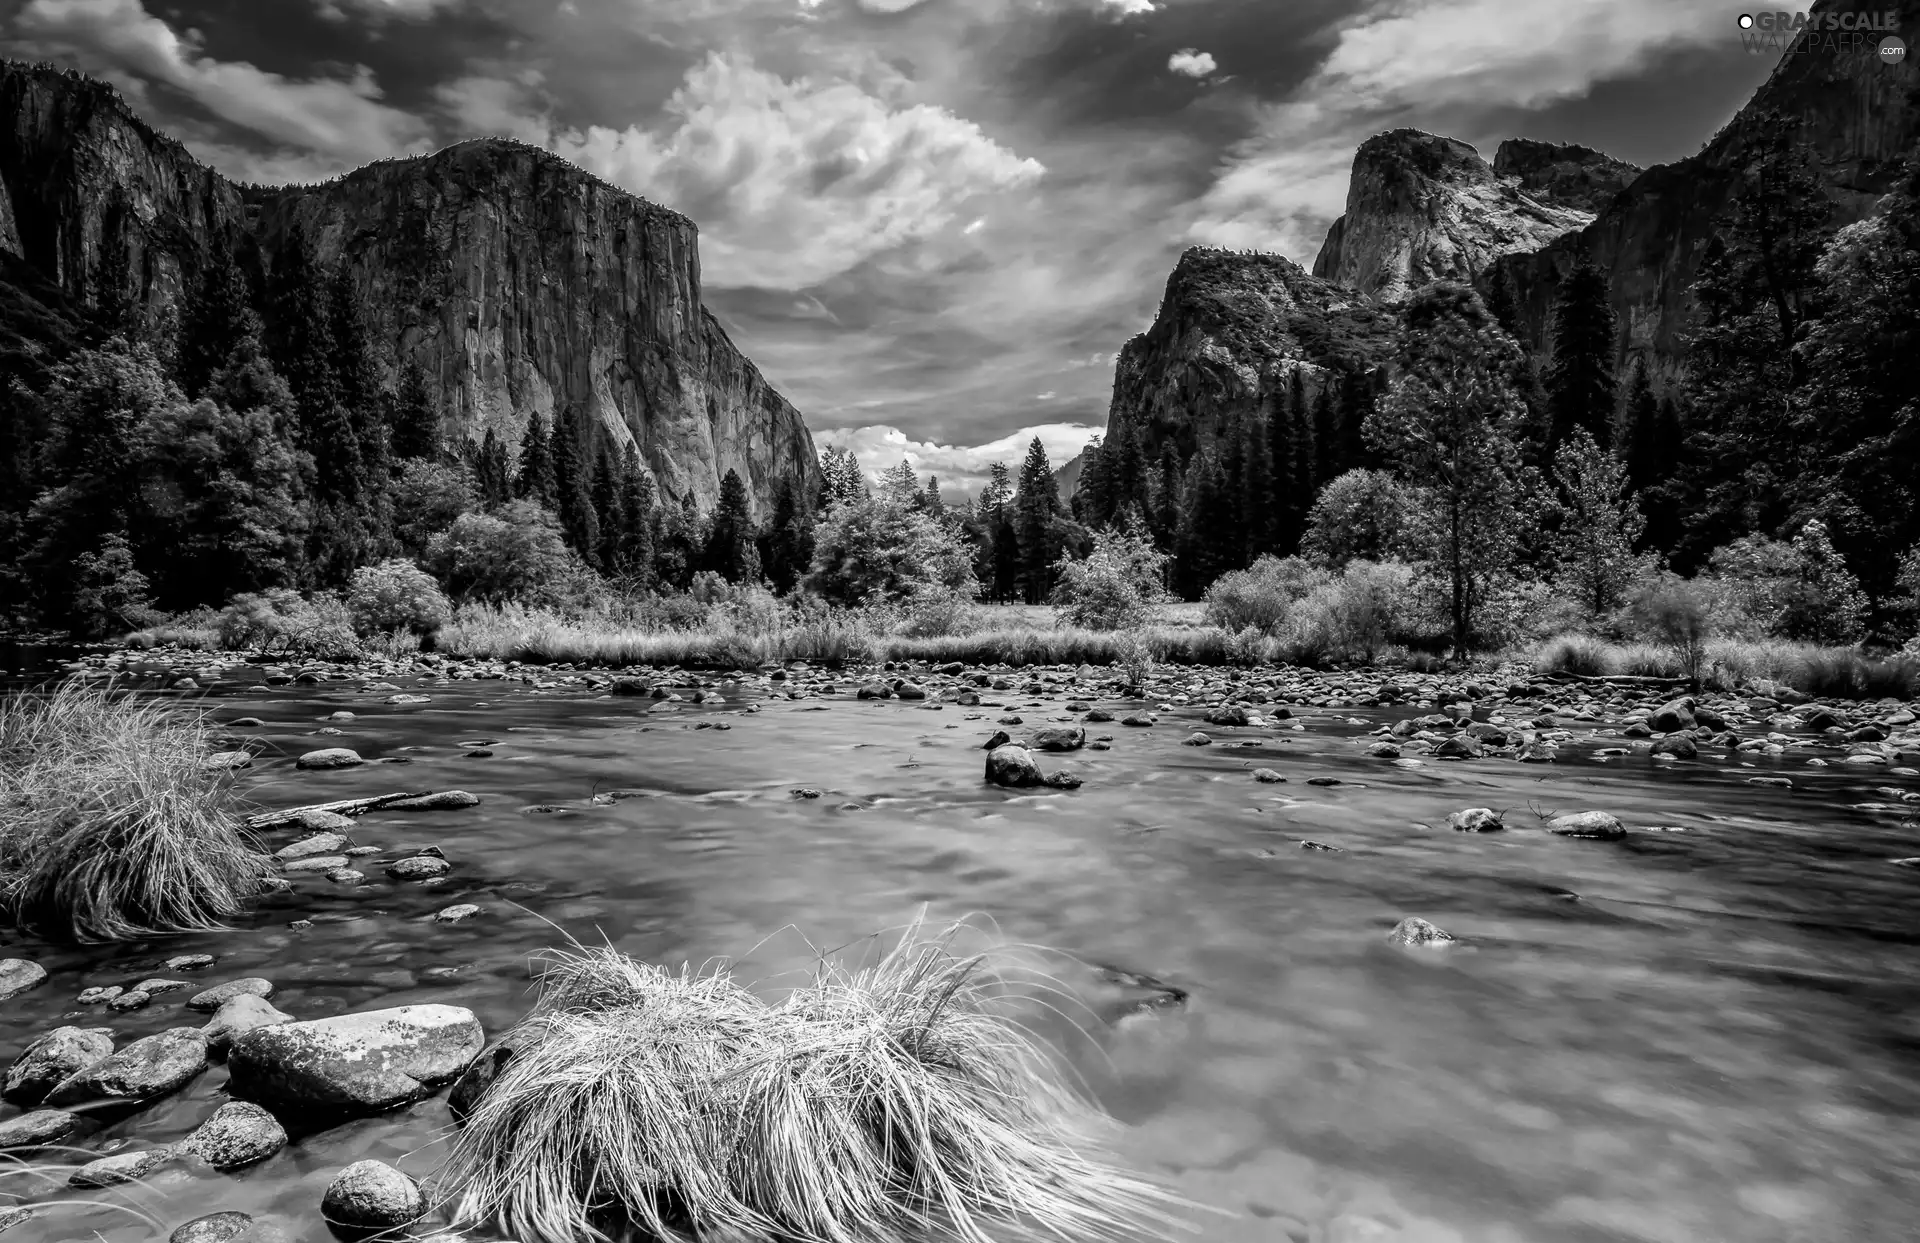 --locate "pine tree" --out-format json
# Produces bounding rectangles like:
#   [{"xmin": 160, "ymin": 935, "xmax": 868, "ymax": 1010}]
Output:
[
  {"xmin": 1310, "ymin": 383, "xmax": 1337, "ymax": 493},
  {"xmin": 1108, "ymin": 421, "xmax": 1146, "ymax": 519},
  {"xmin": 1151, "ymin": 444, "xmax": 1183, "ymax": 552},
  {"xmin": 1013, "ymin": 437, "xmax": 1061, "ymax": 604},
  {"xmin": 1073, "ymin": 436, "xmax": 1110, "ymax": 526},
  {"xmin": 390, "ymin": 359, "xmax": 441, "ymax": 462},
  {"xmin": 550, "ymin": 405, "xmax": 600, "ymax": 563},
  {"xmin": 617, "ymin": 445, "xmax": 656, "ymax": 581},
  {"xmin": 706, "ymin": 467, "xmax": 757, "ymax": 582},
  {"xmin": 265, "ymin": 230, "xmax": 339, "ymax": 434},
  {"xmin": 763, "ymin": 475, "xmax": 814, "ymax": 593},
  {"xmin": 1365, "ymin": 282, "xmax": 1530, "ymax": 658},
  {"xmin": 1337, "ymin": 370, "xmax": 1376, "ymax": 472},
  {"xmin": 1544, "ymin": 261, "xmax": 1619, "ymax": 450},
  {"xmin": 516, "ymin": 412, "xmax": 556, "ymax": 504},
  {"xmin": 327, "ymin": 264, "xmax": 388, "ymax": 493},
  {"xmin": 1174, "ymin": 449, "xmax": 1232, "ymax": 598},
  {"xmin": 977, "ymin": 461, "xmax": 1017, "ymax": 602},
  {"xmin": 176, "ymin": 252, "xmax": 252, "ymax": 399},
  {"xmin": 817, "ymin": 446, "xmax": 867, "ymax": 511},
  {"xmin": 1550, "ymin": 428, "xmax": 1647, "ymax": 615},
  {"xmin": 1616, "ymin": 358, "xmax": 1663, "ymax": 498},
  {"xmin": 921, "ymin": 474, "xmax": 944, "ymax": 517},
  {"xmin": 475, "ymin": 427, "xmax": 512, "ymax": 507},
  {"xmin": 593, "ymin": 441, "xmax": 624, "ymax": 572},
  {"xmin": 1240, "ymin": 415, "xmax": 1274, "ymax": 562}
]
